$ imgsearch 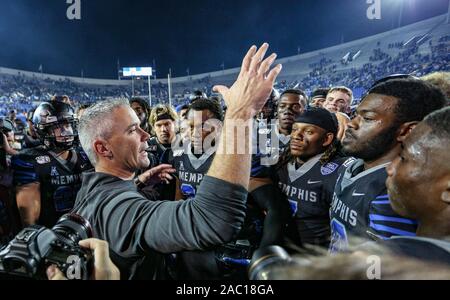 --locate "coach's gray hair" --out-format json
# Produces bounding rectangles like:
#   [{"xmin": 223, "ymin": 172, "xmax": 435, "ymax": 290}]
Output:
[{"xmin": 78, "ymin": 98, "xmax": 130, "ymax": 166}]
